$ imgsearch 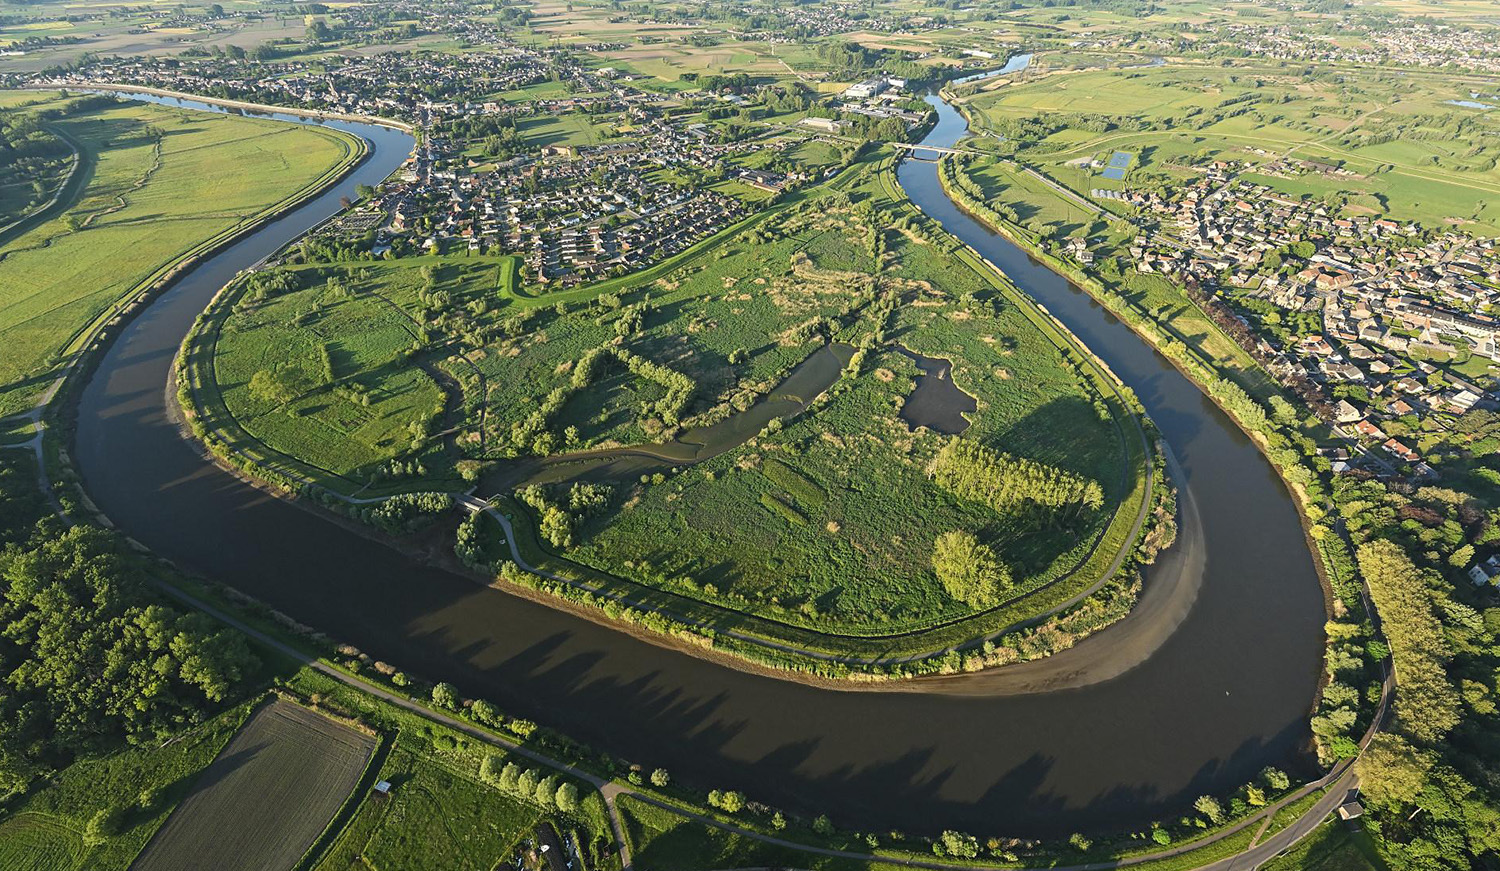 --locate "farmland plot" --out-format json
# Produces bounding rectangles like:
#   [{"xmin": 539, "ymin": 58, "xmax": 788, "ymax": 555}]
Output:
[{"xmin": 132, "ymin": 700, "xmax": 375, "ymax": 871}]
